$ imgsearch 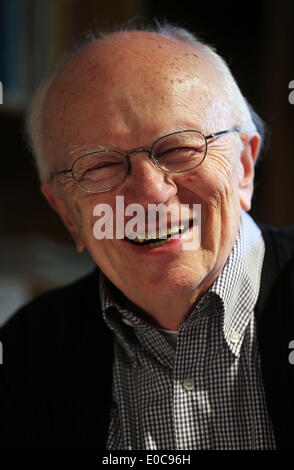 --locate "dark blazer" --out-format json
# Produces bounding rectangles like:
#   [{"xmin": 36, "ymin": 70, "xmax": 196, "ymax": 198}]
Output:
[{"xmin": 0, "ymin": 224, "xmax": 294, "ymax": 450}]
